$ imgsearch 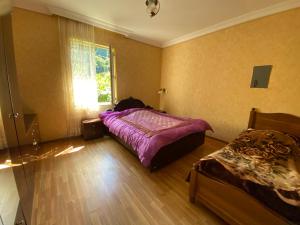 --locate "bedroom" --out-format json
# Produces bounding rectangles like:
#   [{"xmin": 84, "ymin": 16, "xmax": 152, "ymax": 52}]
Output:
[{"xmin": 0, "ymin": 0, "xmax": 299, "ymax": 224}]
